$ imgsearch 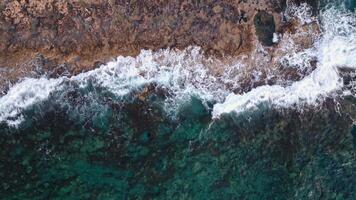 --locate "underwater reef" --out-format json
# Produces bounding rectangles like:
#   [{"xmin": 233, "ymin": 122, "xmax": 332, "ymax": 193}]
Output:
[{"xmin": 0, "ymin": 0, "xmax": 356, "ymax": 199}]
